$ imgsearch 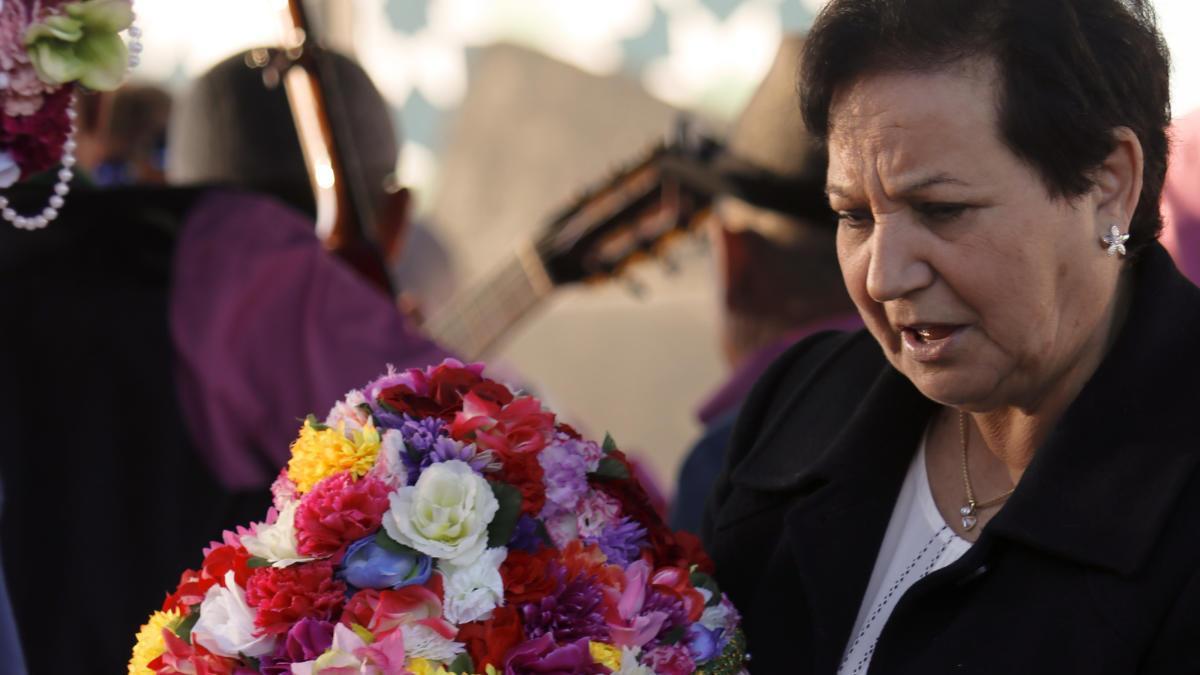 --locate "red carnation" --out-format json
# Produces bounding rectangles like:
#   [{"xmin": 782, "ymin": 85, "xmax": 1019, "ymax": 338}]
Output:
[
  {"xmin": 295, "ymin": 472, "xmax": 390, "ymax": 559},
  {"xmin": 456, "ymin": 605, "xmax": 524, "ymax": 669},
  {"xmin": 1, "ymin": 86, "xmax": 72, "ymax": 176},
  {"xmin": 500, "ymin": 549, "xmax": 558, "ymax": 604},
  {"xmin": 378, "ymin": 383, "xmax": 445, "ymax": 419},
  {"xmin": 245, "ymin": 560, "xmax": 347, "ymax": 635},
  {"xmin": 496, "ymin": 449, "xmax": 546, "ymax": 516},
  {"xmin": 591, "ymin": 449, "xmax": 702, "ymax": 571},
  {"xmin": 162, "ymin": 544, "xmax": 254, "ymax": 612}
]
